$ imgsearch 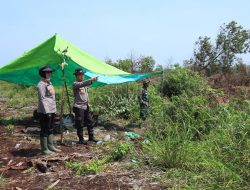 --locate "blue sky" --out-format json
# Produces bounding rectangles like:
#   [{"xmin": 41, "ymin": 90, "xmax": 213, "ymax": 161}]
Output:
[{"xmin": 1, "ymin": 0, "xmax": 249, "ymax": 68}]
